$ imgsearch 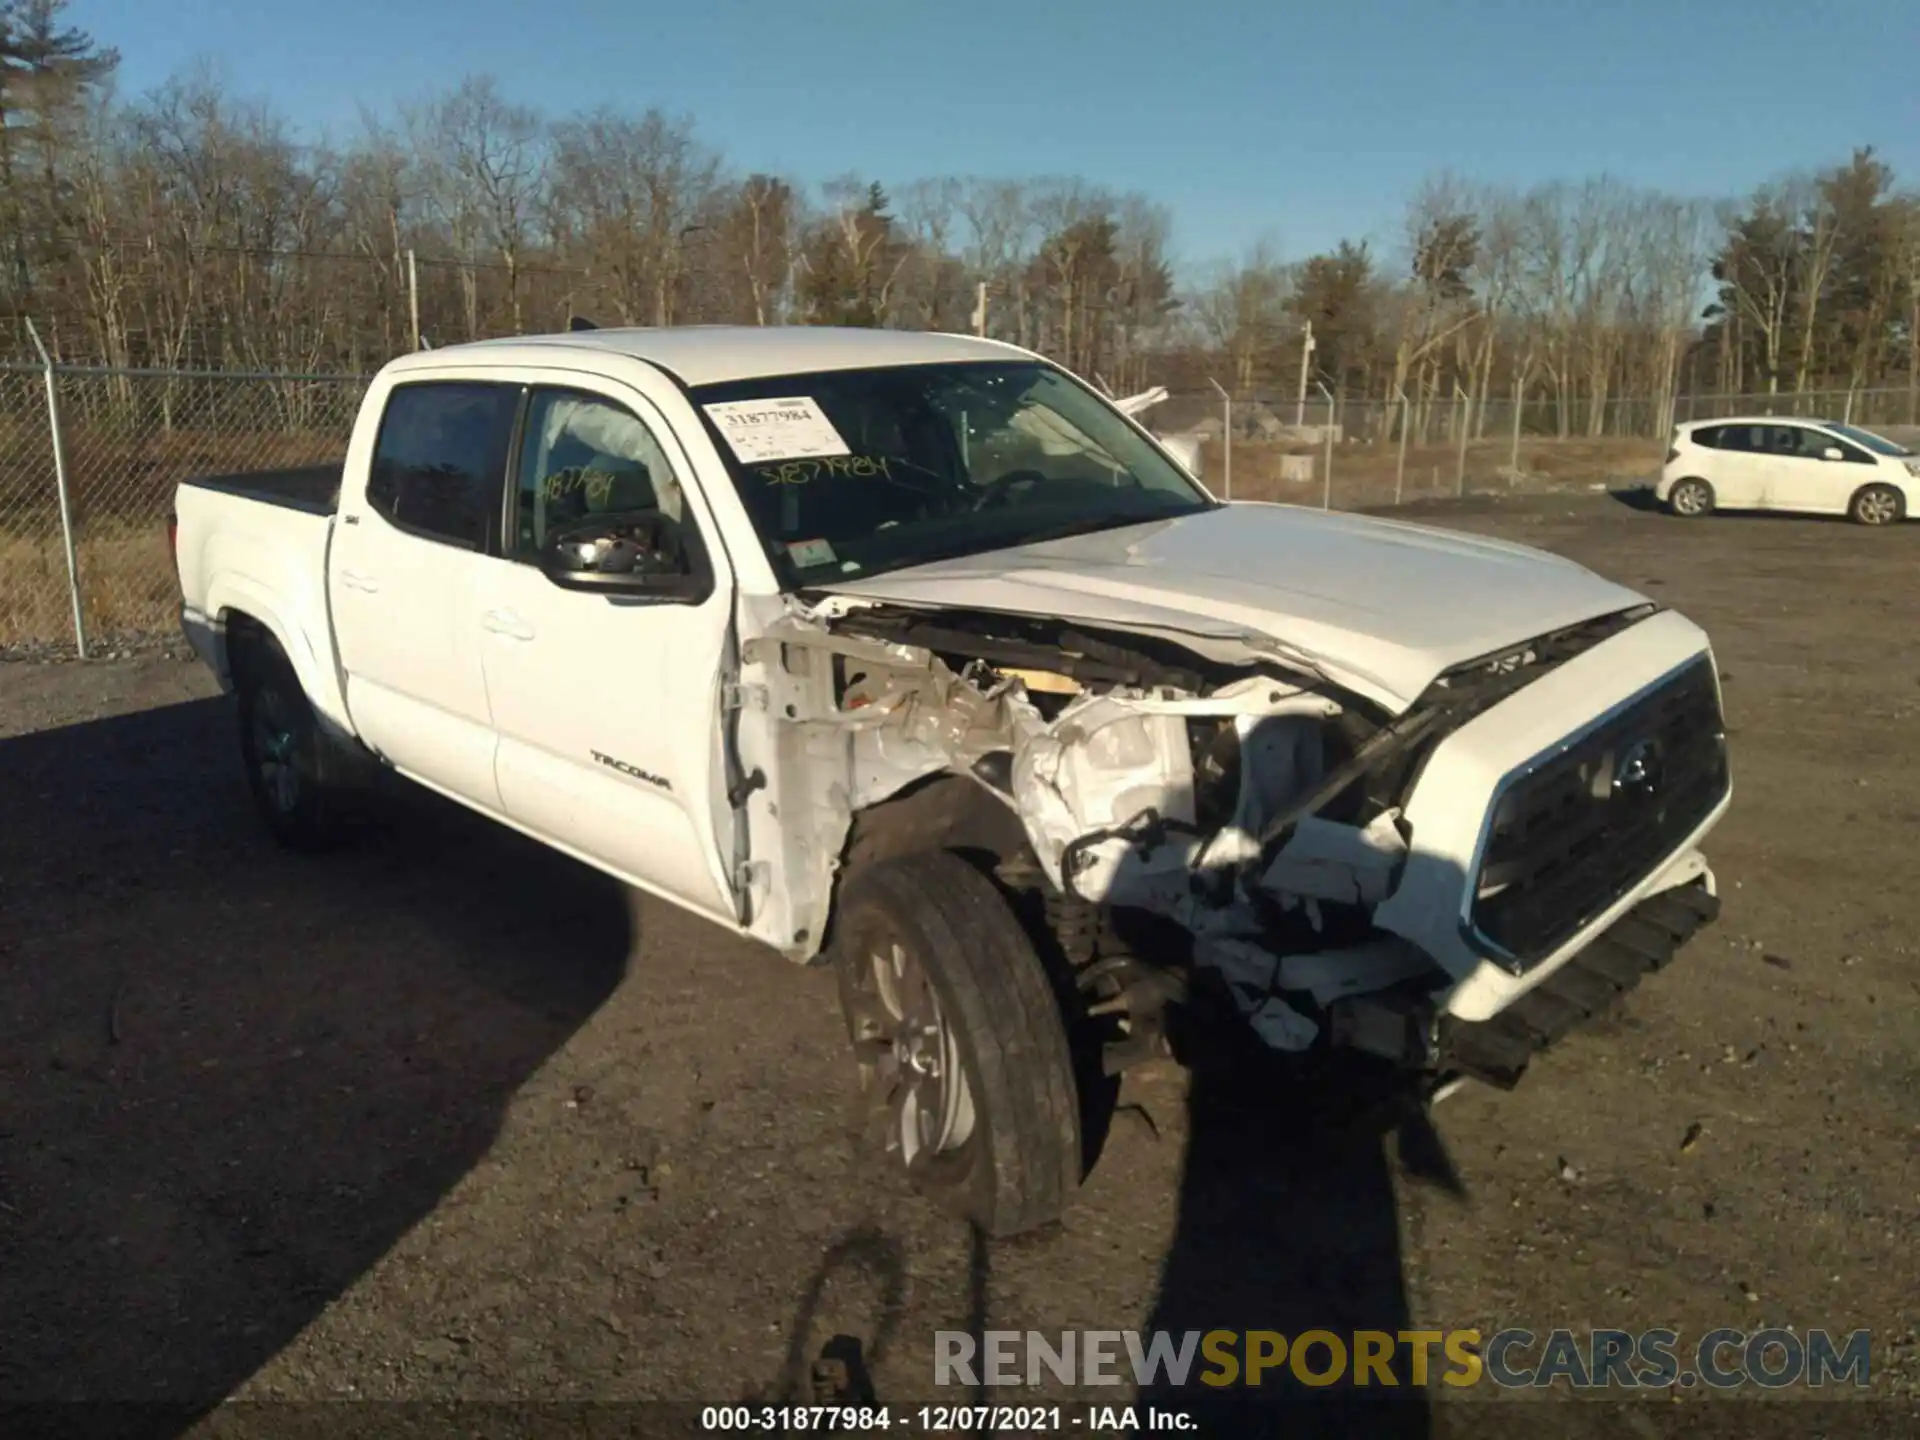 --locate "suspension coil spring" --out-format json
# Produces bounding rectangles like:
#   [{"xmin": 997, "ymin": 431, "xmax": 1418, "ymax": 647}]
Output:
[{"xmin": 1044, "ymin": 886, "xmax": 1103, "ymax": 968}]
